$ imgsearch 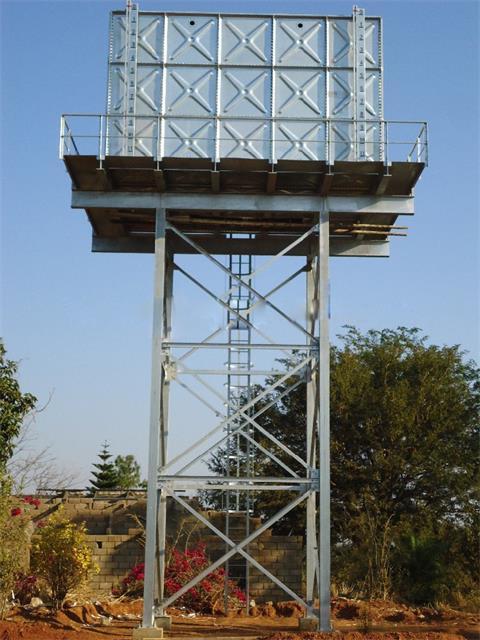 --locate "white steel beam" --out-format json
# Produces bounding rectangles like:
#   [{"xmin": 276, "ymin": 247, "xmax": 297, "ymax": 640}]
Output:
[
  {"xmin": 73, "ymin": 191, "xmax": 414, "ymax": 215},
  {"xmin": 92, "ymin": 235, "xmax": 390, "ymax": 257},
  {"xmin": 318, "ymin": 200, "xmax": 331, "ymax": 631},
  {"xmin": 305, "ymin": 253, "xmax": 318, "ymax": 617},
  {"xmin": 174, "ymin": 375, "xmax": 301, "ymax": 478},
  {"xmin": 142, "ymin": 208, "xmax": 167, "ymax": 628}
]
